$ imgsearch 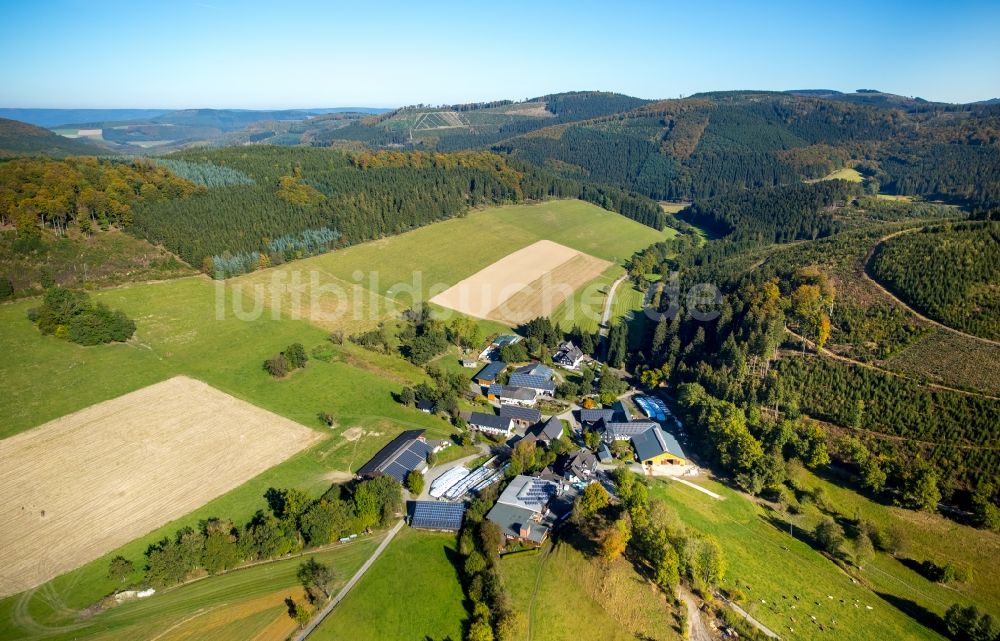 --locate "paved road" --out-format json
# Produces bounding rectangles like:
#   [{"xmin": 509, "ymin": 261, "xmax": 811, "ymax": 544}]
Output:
[
  {"xmin": 600, "ymin": 274, "xmax": 628, "ymax": 334},
  {"xmin": 723, "ymin": 596, "xmax": 781, "ymax": 639},
  {"xmin": 293, "ymin": 520, "xmax": 404, "ymax": 640}
]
